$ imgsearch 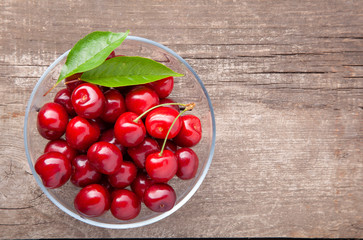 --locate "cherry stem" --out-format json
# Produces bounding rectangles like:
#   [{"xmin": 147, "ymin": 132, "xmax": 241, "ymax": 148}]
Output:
[
  {"xmin": 43, "ymin": 81, "xmax": 61, "ymax": 97},
  {"xmin": 159, "ymin": 102, "xmax": 195, "ymax": 156},
  {"xmin": 133, "ymin": 102, "xmax": 189, "ymax": 123},
  {"xmin": 64, "ymin": 78, "xmax": 81, "ymax": 85}
]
